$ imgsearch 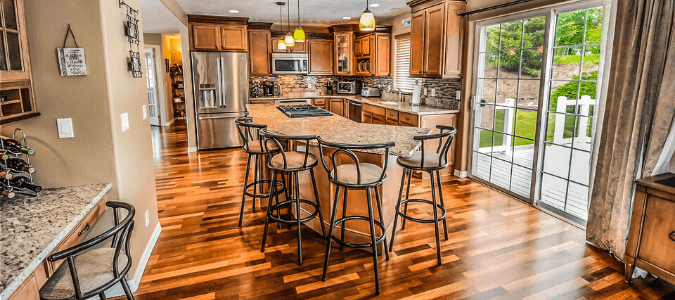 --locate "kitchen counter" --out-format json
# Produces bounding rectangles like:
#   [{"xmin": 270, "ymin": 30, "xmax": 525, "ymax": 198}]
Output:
[
  {"xmin": 0, "ymin": 183, "xmax": 112, "ymax": 299},
  {"xmin": 250, "ymin": 94, "xmax": 459, "ymax": 116},
  {"xmin": 247, "ymin": 103, "xmax": 431, "ymax": 157}
]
